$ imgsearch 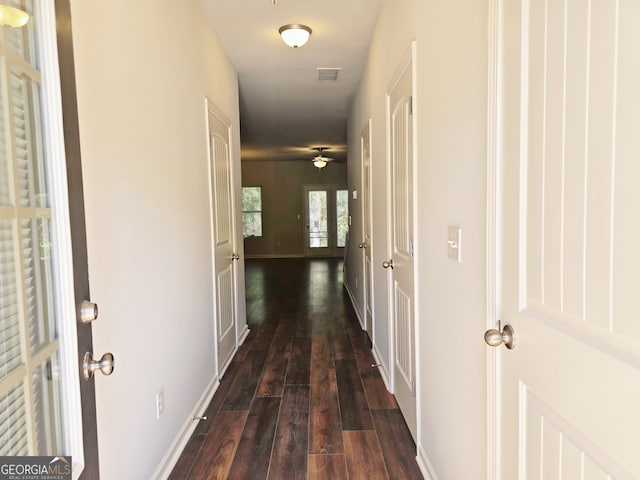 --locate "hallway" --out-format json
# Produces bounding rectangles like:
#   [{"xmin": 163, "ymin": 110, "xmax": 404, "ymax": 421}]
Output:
[{"xmin": 169, "ymin": 258, "xmax": 422, "ymax": 479}]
